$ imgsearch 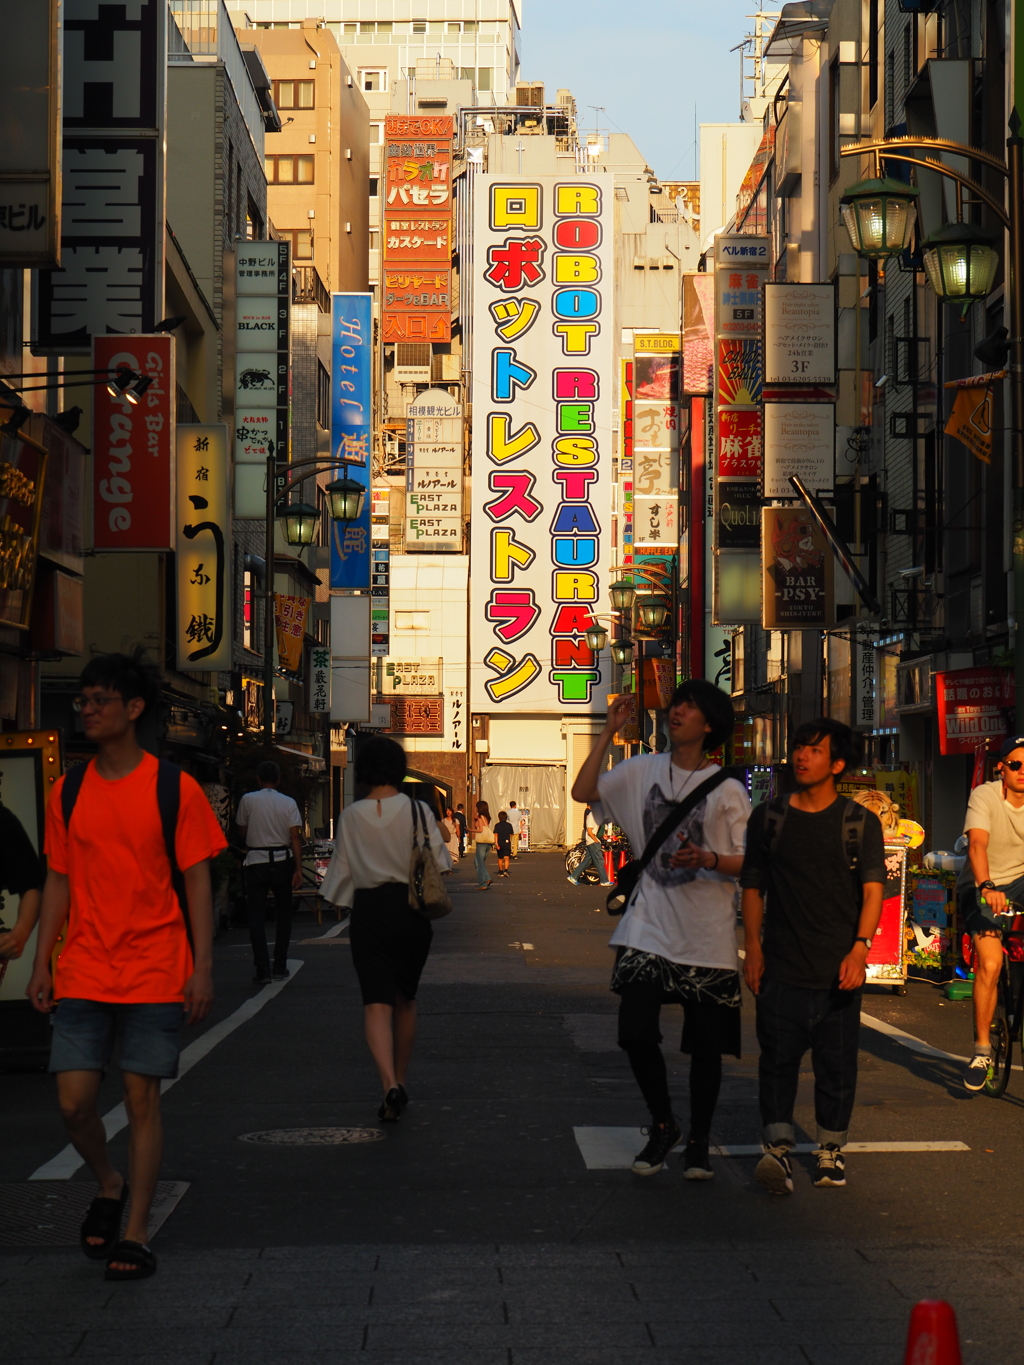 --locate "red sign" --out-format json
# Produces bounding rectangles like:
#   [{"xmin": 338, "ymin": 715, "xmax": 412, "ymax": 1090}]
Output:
[
  {"xmin": 935, "ymin": 667, "xmax": 1015, "ymax": 755},
  {"xmin": 717, "ymin": 408, "xmax": 762, "ymax": 477},
  {"xmin": 92, "ymin": 335, "xmax": 174, "ymax": 550},
  {"xmin": 382, "ymin": 114, "xmax": 453, "ymax": 345},
  {"xmin": 377, "ymin": 695, "xmax": 444, "ymax": 735}
]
